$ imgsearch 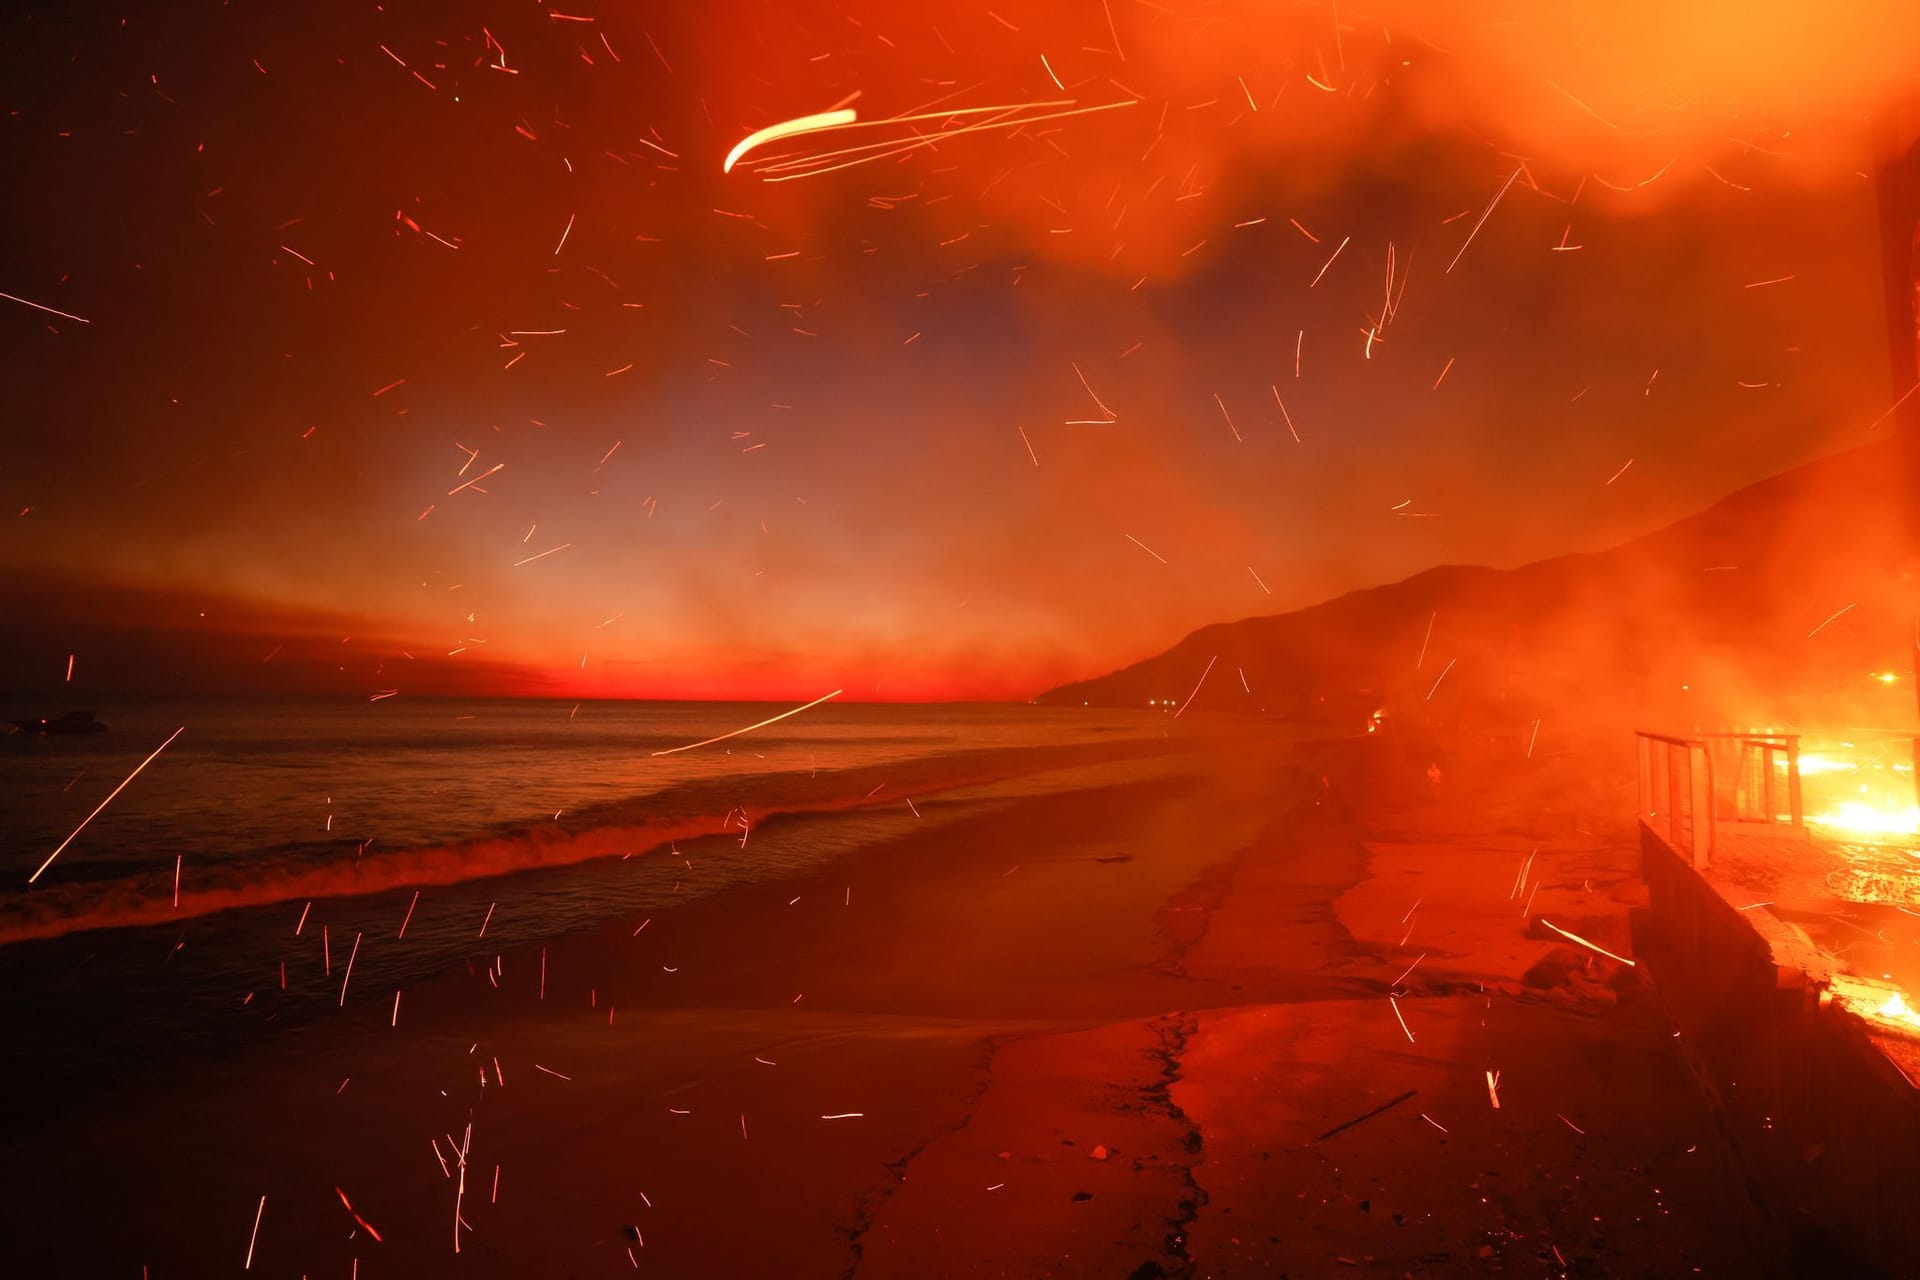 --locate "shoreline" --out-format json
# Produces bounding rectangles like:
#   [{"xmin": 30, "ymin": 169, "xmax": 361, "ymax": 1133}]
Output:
[
  {"xmin": 0, "ymin": 728, "xmax": 1782, "ymax": 1276},
  {"xmin": 1, "ymin": 729, "xmax": 1217, "ymax": 946},
  {"xmin": 0, "ymin": 728, "xmax": 1289, "ymax": 1139}
]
